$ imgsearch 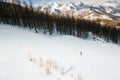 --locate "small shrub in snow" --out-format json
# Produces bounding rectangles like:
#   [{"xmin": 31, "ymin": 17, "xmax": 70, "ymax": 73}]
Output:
[
  {"xmin": 28, "ymin": 49, "xmax": 36, "ymax": 64},
  {"xmin": 61, "ymin": 67, "xmax": 73, "ymax": 75},
  {"xmin": 52, "ymin": 61, "xmax": 59, "ymax": 70},
  {"xmin": 40, "ymin": 56, "xmax": 44, "ymax": 67},
  {"xmin": 45, "ymin": 59, "xmax": 52, "ymax": 75},
  {"xmin": 74, "ymin": 75, "xmax": 81, "ymax": 80}
]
